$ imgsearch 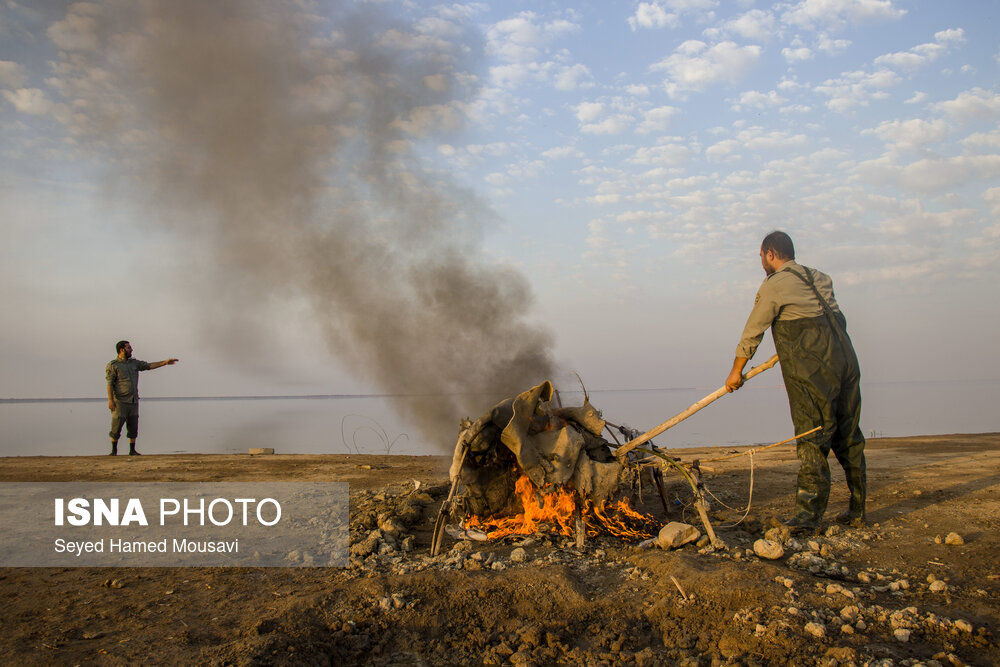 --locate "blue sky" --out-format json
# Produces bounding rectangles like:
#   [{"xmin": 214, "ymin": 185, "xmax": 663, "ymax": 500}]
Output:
[{"xmin": 1, "ymin": 0, "xmax": 998, "ymax": 410}]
